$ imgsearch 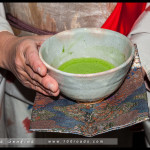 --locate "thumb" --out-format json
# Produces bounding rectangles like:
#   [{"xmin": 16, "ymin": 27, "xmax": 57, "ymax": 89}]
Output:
[
  {"xmin": 34, "ymin": 35, "xmax": 52, "ymax": 50},
  {"xmin": 33, "ymin": 35, "xmax": 52, "ymax": 42}
]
